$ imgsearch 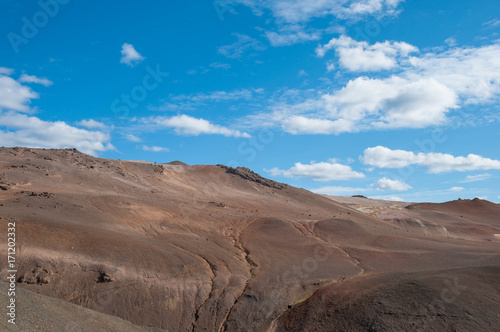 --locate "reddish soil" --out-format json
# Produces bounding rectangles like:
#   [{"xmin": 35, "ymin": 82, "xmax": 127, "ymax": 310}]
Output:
[{"xmin": 0, "ymin": 147, "xmax": 499, "ymax": 331}]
